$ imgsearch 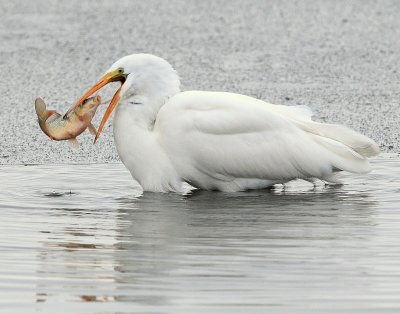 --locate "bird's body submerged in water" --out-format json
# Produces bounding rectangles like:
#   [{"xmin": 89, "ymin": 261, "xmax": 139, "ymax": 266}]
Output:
[{"xmin": 68, "ymin": 54, "xmax": 379, "ymax": 193}]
